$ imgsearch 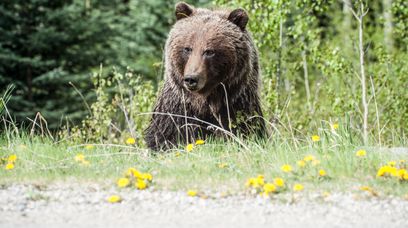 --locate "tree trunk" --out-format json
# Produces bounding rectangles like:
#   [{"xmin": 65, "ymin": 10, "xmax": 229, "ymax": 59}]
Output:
[
  {"xmin": 343, "ymin": 0, "xmax": 352, "ymax": 53},
  {"xmin": 344, "ymin": 0, "xmax": 369, "ymax": 145},
  {"xmin": 275, "ymin": 18, "xmax": 283, "ymax": 114},
  {"xmin": 301, "ymin": 48, "xmax": 311, "ymax": 113},
  {"xmin": 383, "ymin": 0, "xmax": 394, "ymax": 54},
  {"xmin": 357, "ymin": 3, "xmax": 369, "ymax": 145}
]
